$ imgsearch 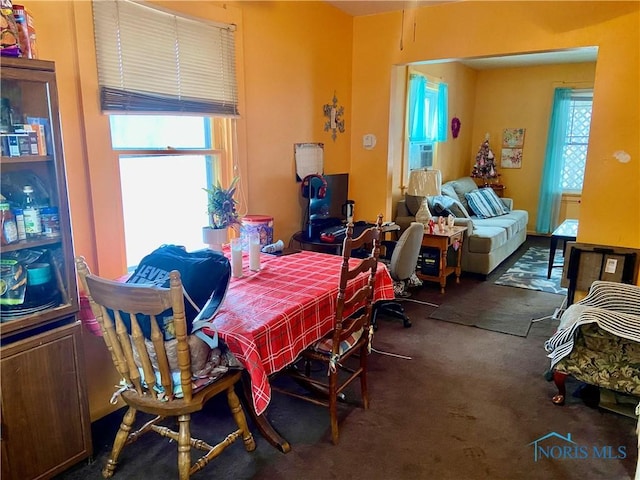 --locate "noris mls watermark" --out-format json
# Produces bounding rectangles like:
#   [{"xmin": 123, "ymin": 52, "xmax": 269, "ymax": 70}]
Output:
[{"xmin": 528, "ymin": 432, "xmax": 627, "ymax": 462}]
